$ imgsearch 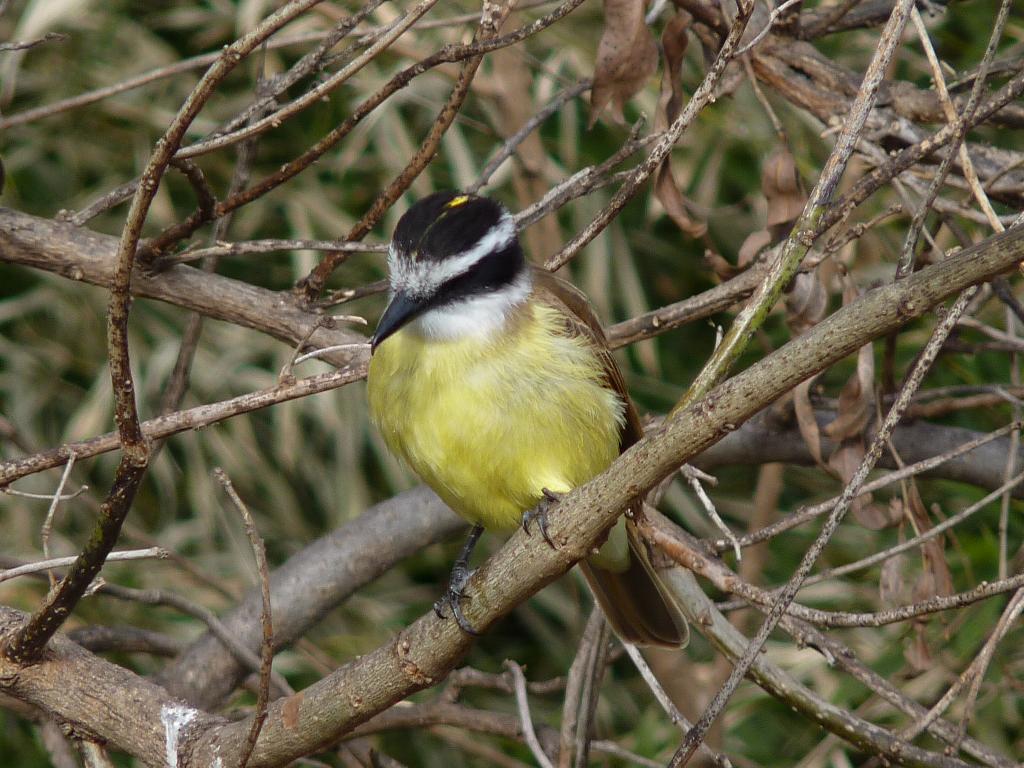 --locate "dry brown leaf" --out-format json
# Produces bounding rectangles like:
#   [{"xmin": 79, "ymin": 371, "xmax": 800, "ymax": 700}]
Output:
[
  {"xmin": 793, "ymin": 378, "xmax": 824, "ymax": 467},
  {"xmin": 813, "ymin": 277, "xmax": 884, "ymax": 527},
  {"xmin": 824, "ymin": 339, "xmax": 873, "ymax": 440},
  {"xmin": 906, "ymin": 486, "xmax": 954, "ymax": 600},
  {"xmin": 828, "ymin": 439, "xmax": 887, "ymax": 529},
  {"xmin": 655, "ymin": 161, "xmax": 708, "ymax": 237},
  {"xmin": 762, "ymin": 144, "xmax": 806, "ymax": 238},
  {"xmin": 853, "ymin": 493, "xmax": 889, "ymax": 531},
  {"xmin": 882, "ymin": 497, "xmax": 908, "ymax": 528},
  {"xmin": 590, "ymin": 0, "xmax": 659, "ymax": 126},
  {"xmin": 905, "ymin": 624, "xmax": 933, "ymax": 674},
  {"xmin": 879, "ymin": 554, "xmax": 910, "ymax": 607},
  {"xmin": 785, "ymin": 270, "xmax": 828, "ymax": 336},
  {"xmin": 657, "ymin": 11, "xmax": 691, "ymax": 128},
  {"xmin": 651, "ymin": 11, "xmax": 705, "ymax": 237},
  {"xmin": 737, "ymin": 228, "xmax": 771, "ymax": 269},
  {"xmin": 825, "ymin": 279, "xmax": 874, "ymax": 442},
  {"xmin": 704, "ymin": 250, "xmax": 739, "ymax": 280}
]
